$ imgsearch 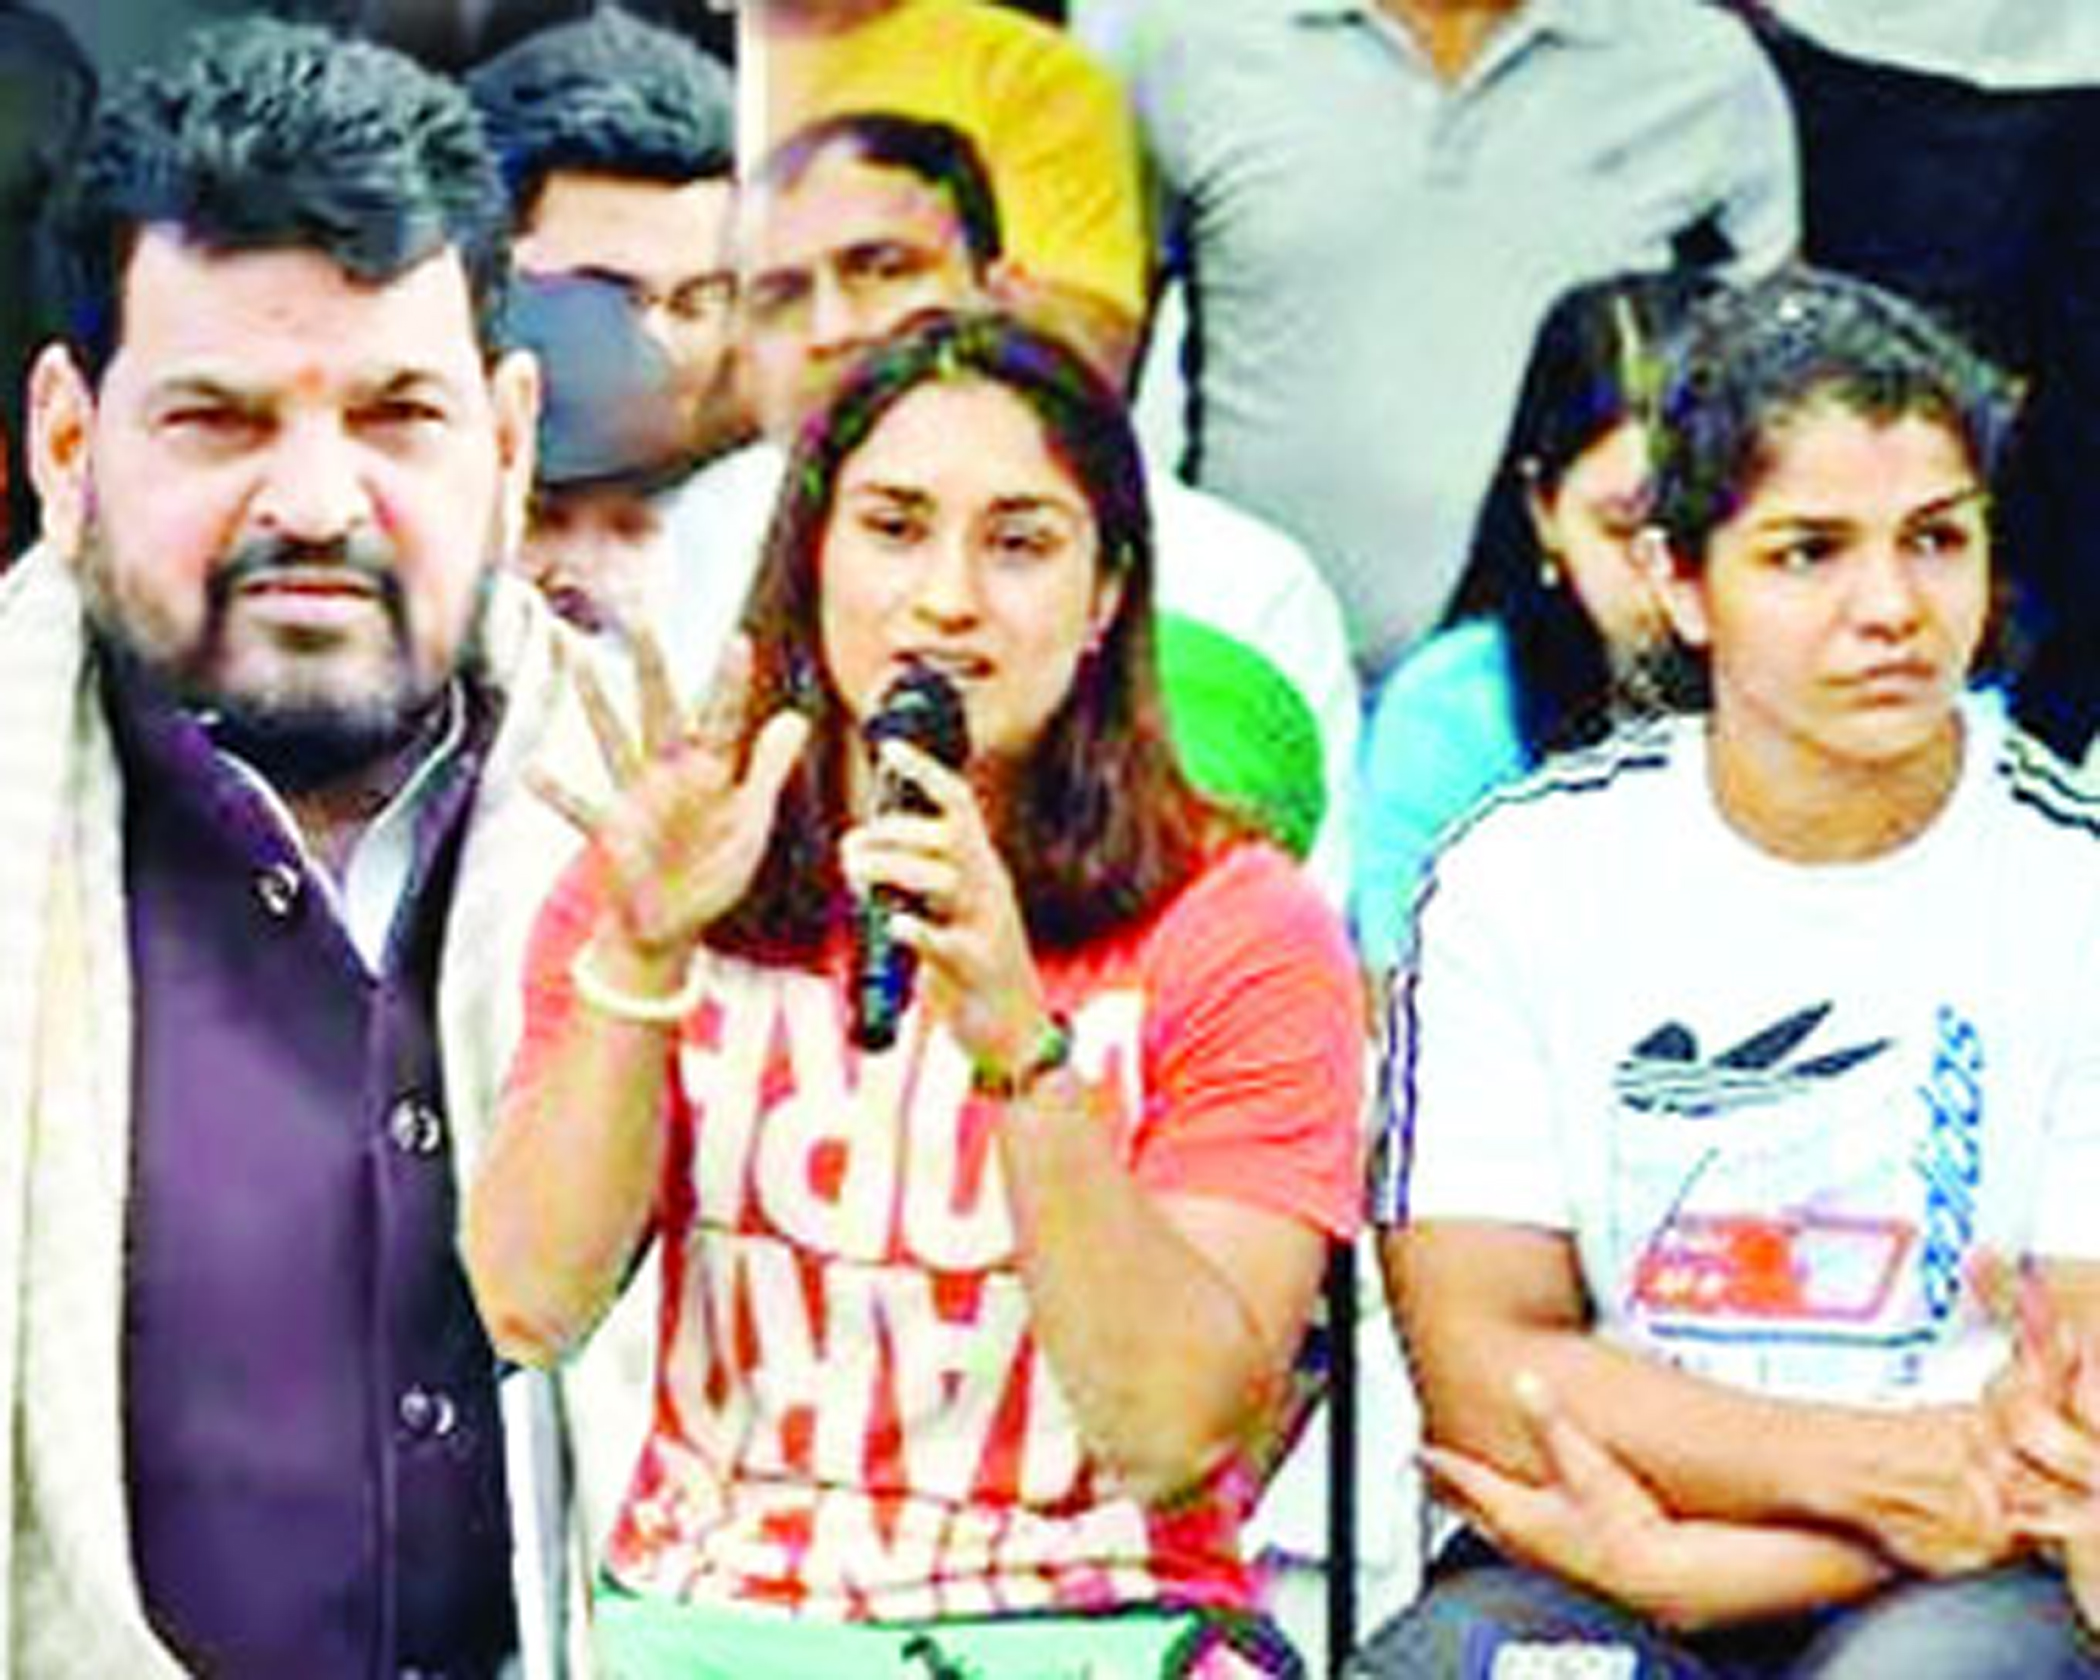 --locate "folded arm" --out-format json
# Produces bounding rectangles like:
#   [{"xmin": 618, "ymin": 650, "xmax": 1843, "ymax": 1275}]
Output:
[
  {"xmin": 1424, "ymin": 1372, "xmax": 1891, "ymax": 1631},
  {"xmin": 1385, "ymin": 1219, "xmax": 2012, "ymax": 1603}
]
